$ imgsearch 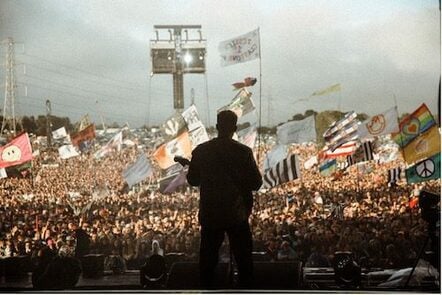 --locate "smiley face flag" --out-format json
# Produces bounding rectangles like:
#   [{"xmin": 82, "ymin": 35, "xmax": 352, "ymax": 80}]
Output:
[{"xmin": 0, "ymin": 133, "xmax": 33, "ymax": 169}]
